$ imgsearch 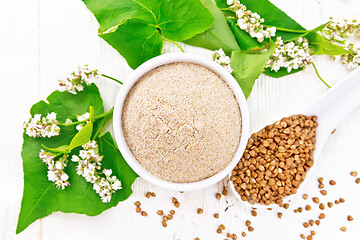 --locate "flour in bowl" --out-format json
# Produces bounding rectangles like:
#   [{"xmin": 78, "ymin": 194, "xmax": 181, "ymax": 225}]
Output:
[{"xmin": 122, "ymin": 62, "xmax": 242, "ymax": 183}]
